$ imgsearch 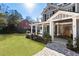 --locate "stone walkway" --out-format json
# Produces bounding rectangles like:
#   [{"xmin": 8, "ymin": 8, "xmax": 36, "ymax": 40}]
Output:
[
  {"xmin": 46, "ymin": 42, "xmax": 79, "ymax": 56},
  {"xmin": 34, "ymin": 47, "xmax": 65, "ymax": 56},
  {"xmin": 34, "ymin": 38, "xmax": 79, "ymax": 56}
]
